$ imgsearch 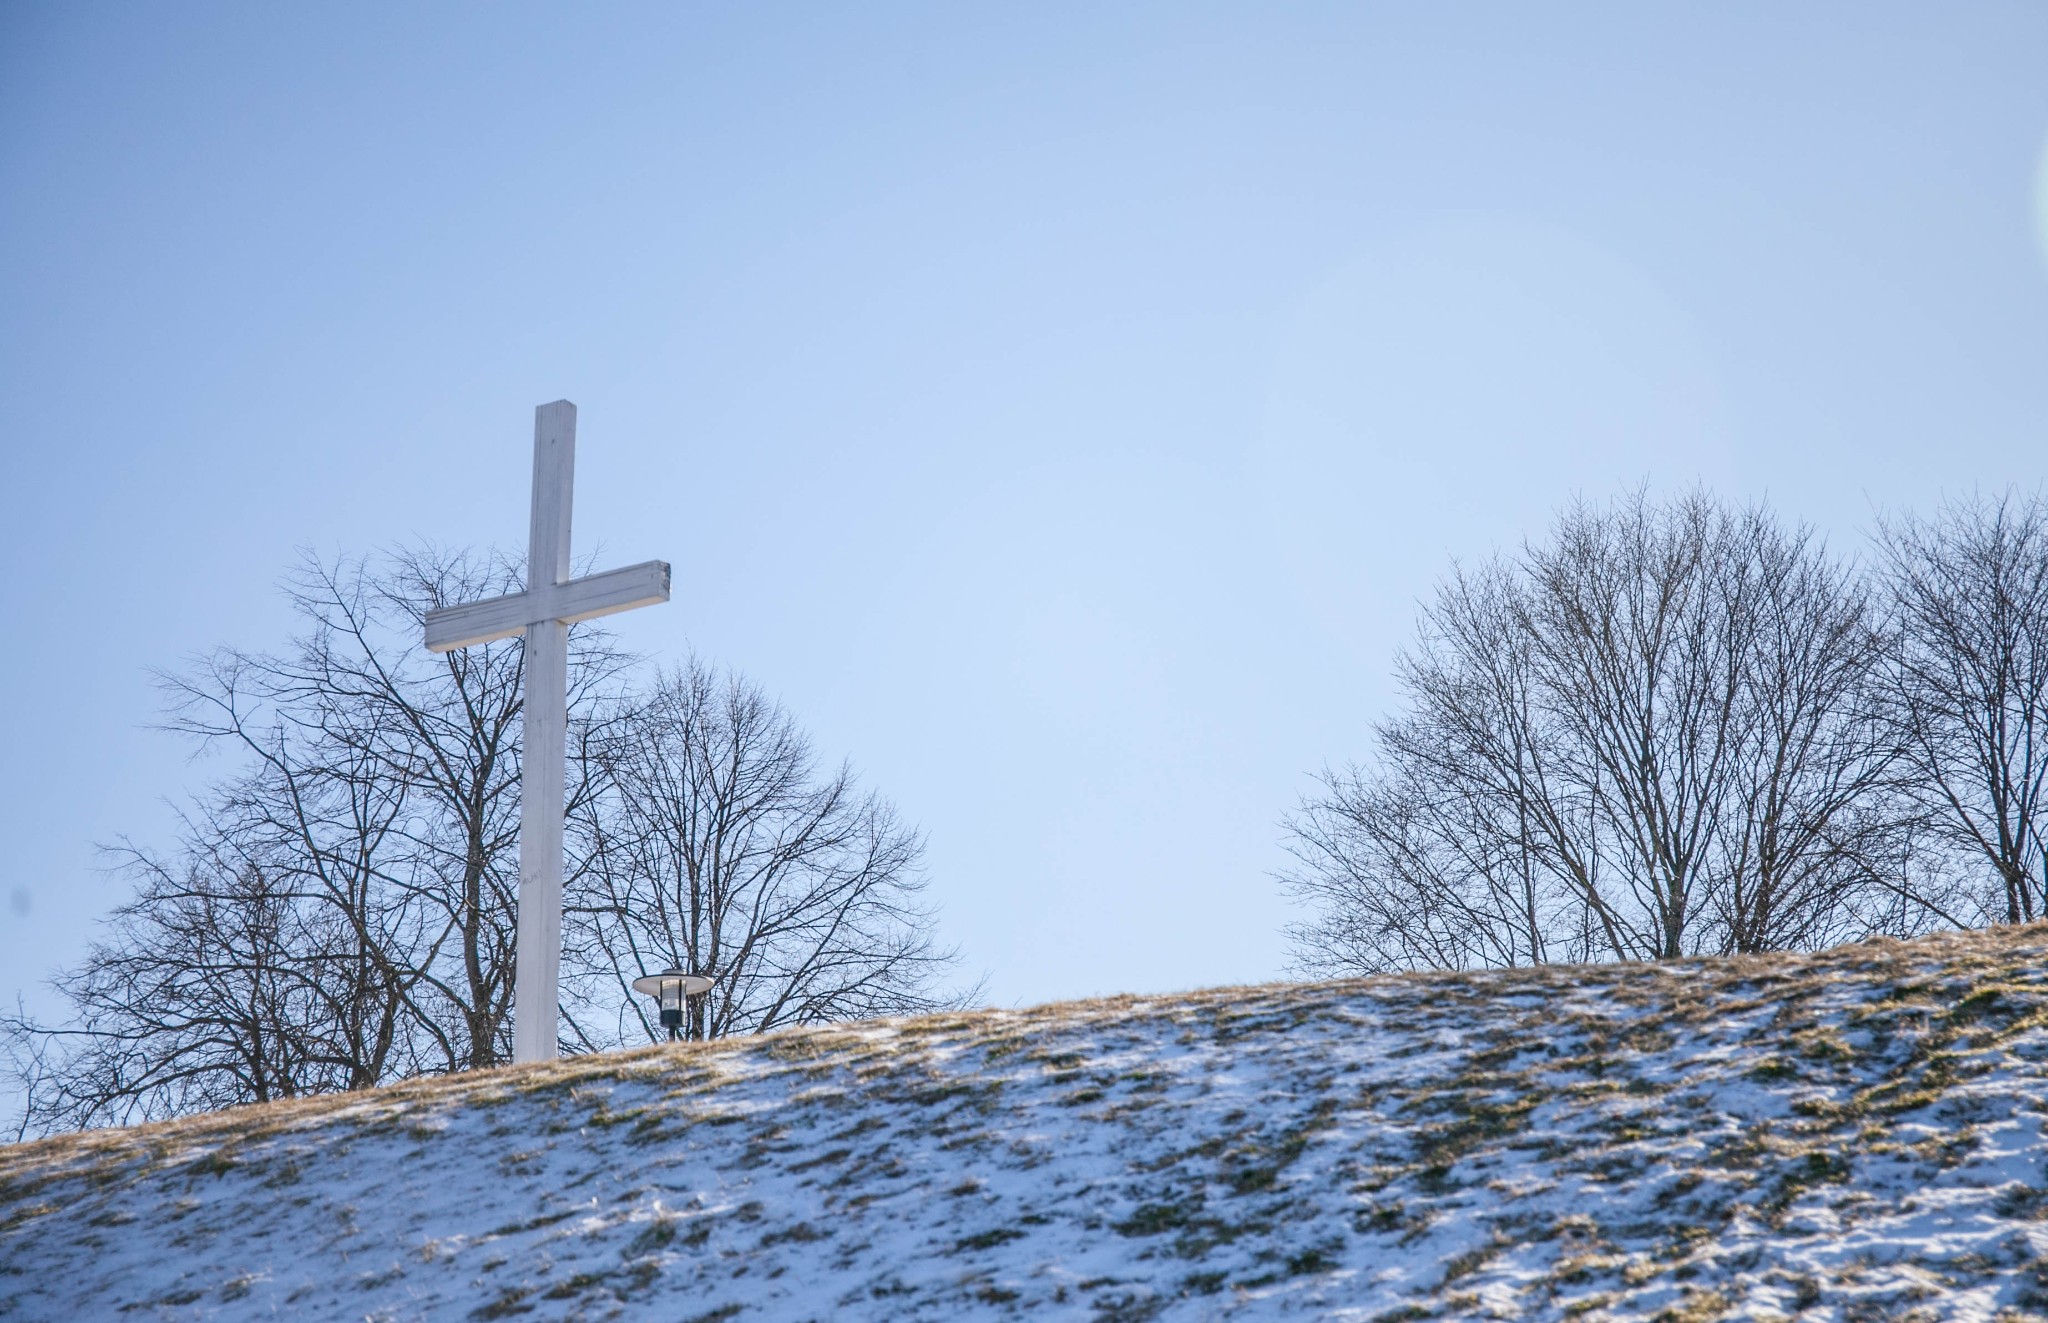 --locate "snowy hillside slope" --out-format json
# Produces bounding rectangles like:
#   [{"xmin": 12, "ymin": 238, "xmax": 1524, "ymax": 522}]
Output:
[{"xmin": 5, "ymin": 926, "xmax": 2048, "ymax": 1322}]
